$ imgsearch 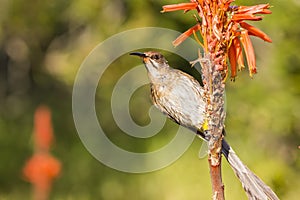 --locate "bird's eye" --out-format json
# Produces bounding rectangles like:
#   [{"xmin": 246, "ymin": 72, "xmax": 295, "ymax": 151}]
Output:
[{"xmin": 152, "ymin": 54, "xmax": 160, "ymax": 60}]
